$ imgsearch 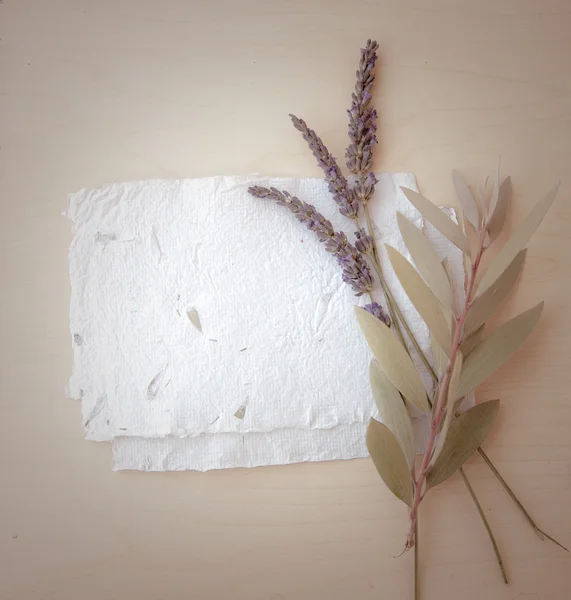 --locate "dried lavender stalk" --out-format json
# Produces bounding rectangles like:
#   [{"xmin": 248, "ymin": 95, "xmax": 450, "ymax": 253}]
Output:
[
  {"xmin": 346, "ymin": 39, "xmax": 379, "ymax": 204},
  {"xmin": 289, "ymin": 115, "xmax": 360, "ymax": 220},
  {"xmin": 248, "ymin": 186, "xmax": 373, "ymax": 296}
]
